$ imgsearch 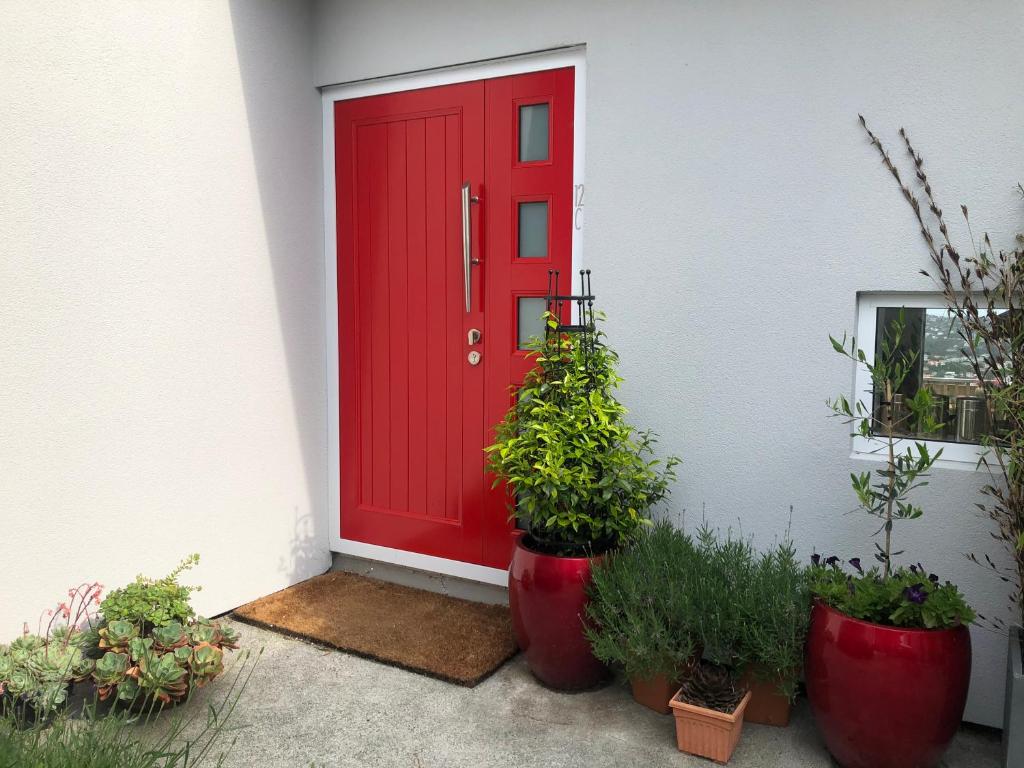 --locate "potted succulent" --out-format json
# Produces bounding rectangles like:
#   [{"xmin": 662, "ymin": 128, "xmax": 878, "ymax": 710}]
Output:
[
  {"xmin": 0, "ymin": 582, "xmax": 101, "ymax": 726},
  {"xmin": 669, "ymin": 661, "xmax": 752, "ymax": 764},
  {"xmin": 585, "ymin": 520, "xmax": 701, "ymax": 712},
  {"xmin": 85, "ymin": 554, "xmax": 239, "ymax": 711},
  {"xmin": 861, "ymin": 118, "xmax": 1024, "ymax": 767},
  {"xmin": 804, "ymin": 314, "xmax": 974, "ymax": 768},
  {"xmin": 486, "ymin": 306, "xmax": 679, "ymax": 690},
  {"xmin": 734, "ymin": 536, "xmax": 811, "ymax": 727}
]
